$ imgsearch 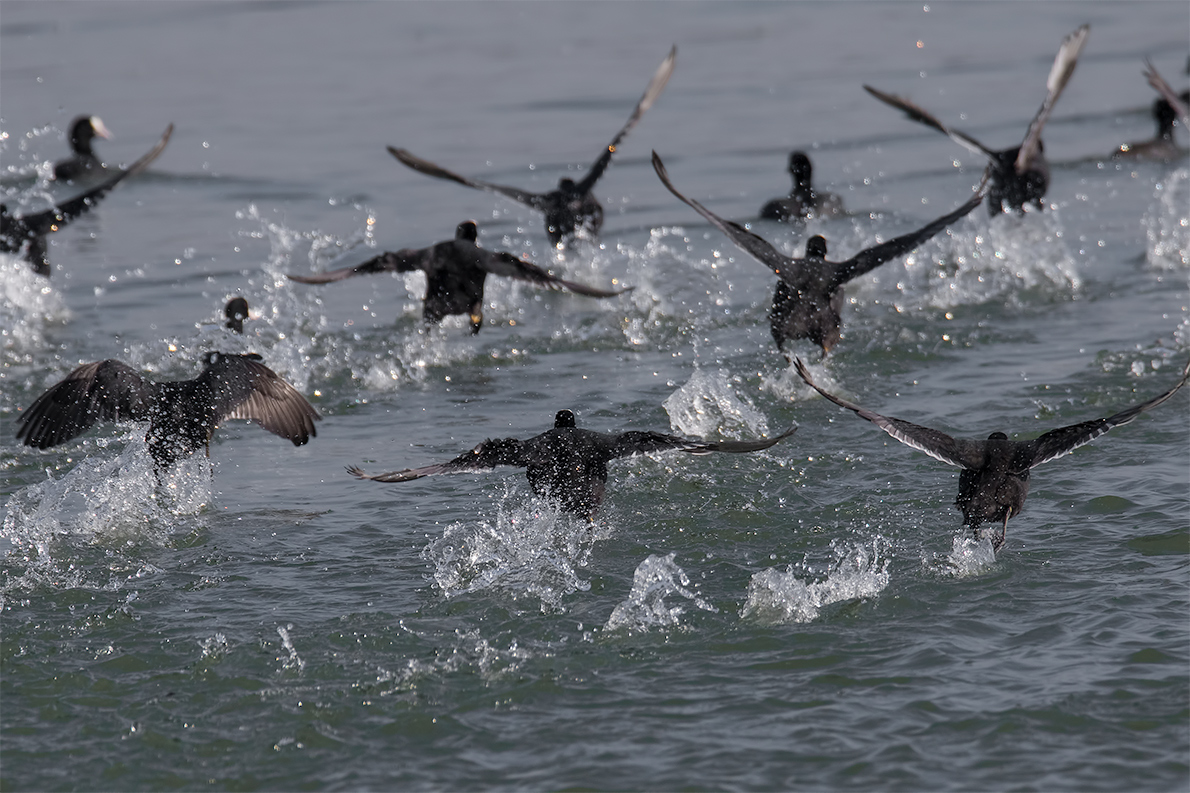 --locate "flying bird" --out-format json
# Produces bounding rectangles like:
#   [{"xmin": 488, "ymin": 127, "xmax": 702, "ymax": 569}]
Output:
[
  {"xmin": 759, "ymin": 151, "xmax": 845, "ymax": 222},
  {"xmin": 17, "ymin": 351, "xmax": 320, "ymax": 473},
  {"xmin": 1116, "ymin": 60, "xmax": 1189, "ymax": 162},
  {"xmin": 794, "ymin": 357, "xmax": 1190, "ymax": 551},
  {"xmin": 388, "ymin": 46, "xmax": 676, "ymax": 245},
  {"xmin": 864, "ymin": 24, "xmax": 1089, "ymax": 214},
  {"xmin": 653, "ymin": 150, "xmax": 984, "ymax": 355},
  {"xmin": 288, "ymin": 220, "xmax": 629, "ymax": 334},
  {"xmin": 1, "ymin": 123, "xmax": 173, "ymax": 276},
  {"xmin": 348, "ymin": 408, "xmax": 796, "ymax": 517}
]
